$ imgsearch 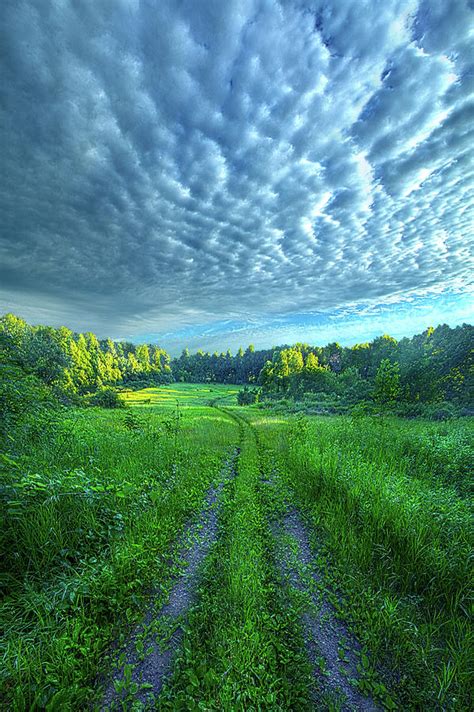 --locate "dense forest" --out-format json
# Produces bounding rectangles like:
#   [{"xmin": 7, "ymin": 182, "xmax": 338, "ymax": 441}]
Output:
[
  {"xmin": 0, "ymin": 313, "xmax": 172, "ymax": 393},
  {"xmin": 1, "ymin": 313, "xmax": 472, "ymax": 417}
]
